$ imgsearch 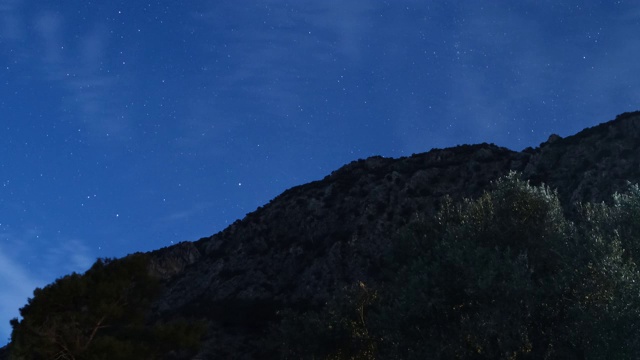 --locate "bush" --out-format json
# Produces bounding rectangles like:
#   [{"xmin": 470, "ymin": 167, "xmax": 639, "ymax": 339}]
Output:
[
  {"xmin": 375, "ymin": 174, "xmax": 640, "ymax": 359},
  {"xmin": 9, "ymin": 254, "xmax": 205, "ymax": 360},
  {"xmin": 276, "ymin": 173, "xmax": 640, "ymax": 359},
  {"xmin": 274, "ymin": 282, "xmax": 378, "ymax": 360}
]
